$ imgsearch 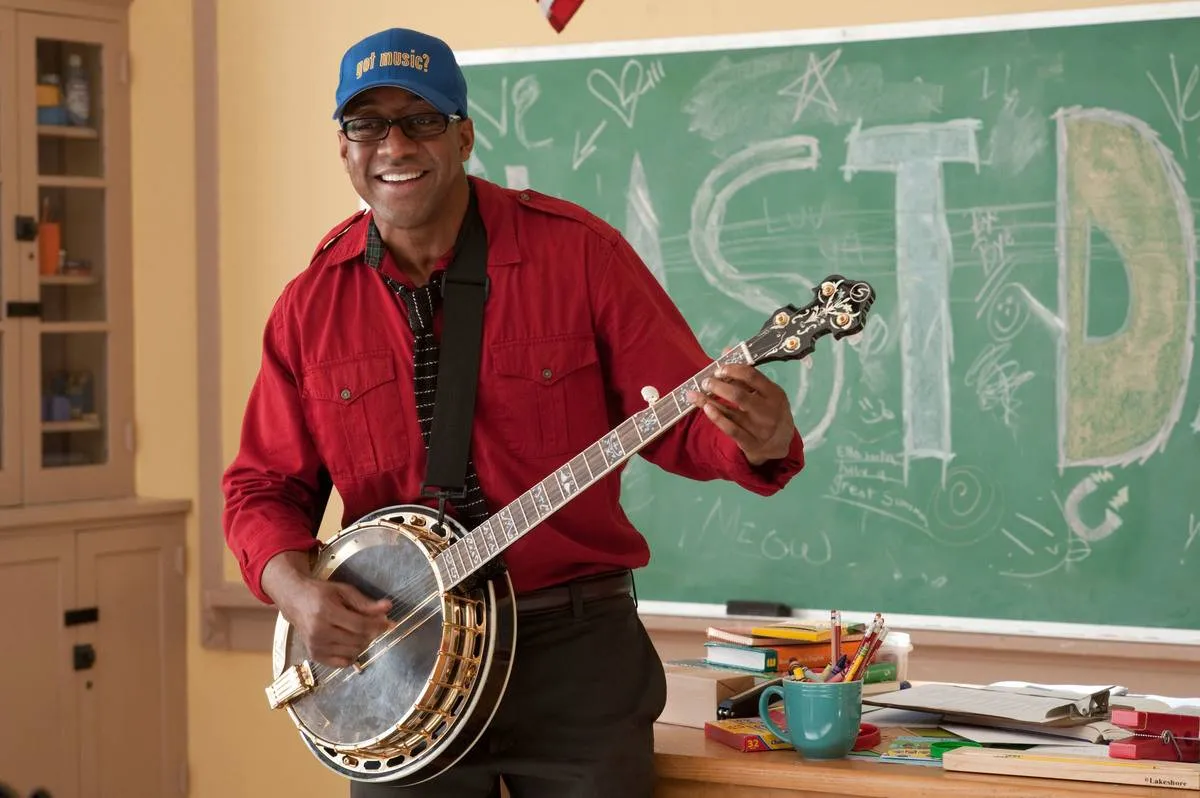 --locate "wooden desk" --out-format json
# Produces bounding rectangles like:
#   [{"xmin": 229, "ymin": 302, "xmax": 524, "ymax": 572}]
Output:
[{"xmin": 652, "ymin": 724, "xmax": 1185, "ymax": 797}]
